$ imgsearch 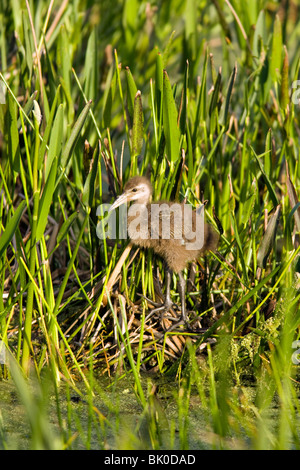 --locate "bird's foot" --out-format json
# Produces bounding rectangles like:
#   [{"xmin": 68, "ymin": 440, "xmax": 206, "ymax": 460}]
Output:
[
  {"xmin": 137, "ymin": 293, "xmax": 176, "ymax": 322},
  {"xmin": 162, "ymin": 314, "xmax": 193, "ymax": 332},
  {"xmin": 150, "ymin": 299, "xmax": 174, "ymax": 322},
  {"xmin": 137, "ymin": 294, "xmax": 204, "ymax": 334},
  {"xmin": 137, "ymin": 293, "xmax": 164, "ymax": 309},
  {"xmin": 163, "ymin": 311, "xmax": 208, "ymax": 334}
]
